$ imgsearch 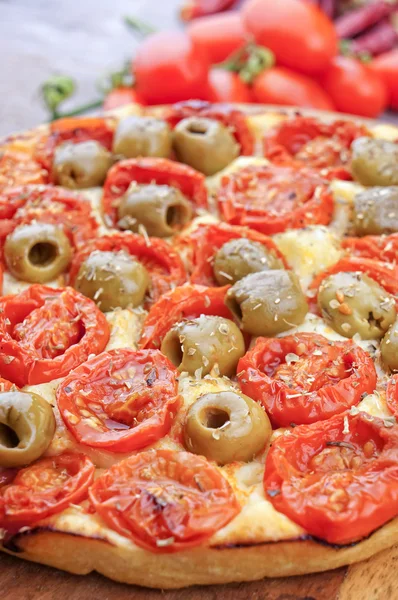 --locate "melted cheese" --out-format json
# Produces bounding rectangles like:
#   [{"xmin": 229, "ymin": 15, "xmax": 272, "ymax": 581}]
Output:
[
  {"xmin": 206, "ymin": 156, "xmax": 269, "ymax": 195},
  {"xmin": 330, "ymin": 179, "xmax": 364, "ymax": 236},
  {"xmin": 371, "ymin": 123, "xmax": 398, "ymax": 142},
  {"xmin": 2, "ymin": 271, "xmax": 65, "ymax": 296}
]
